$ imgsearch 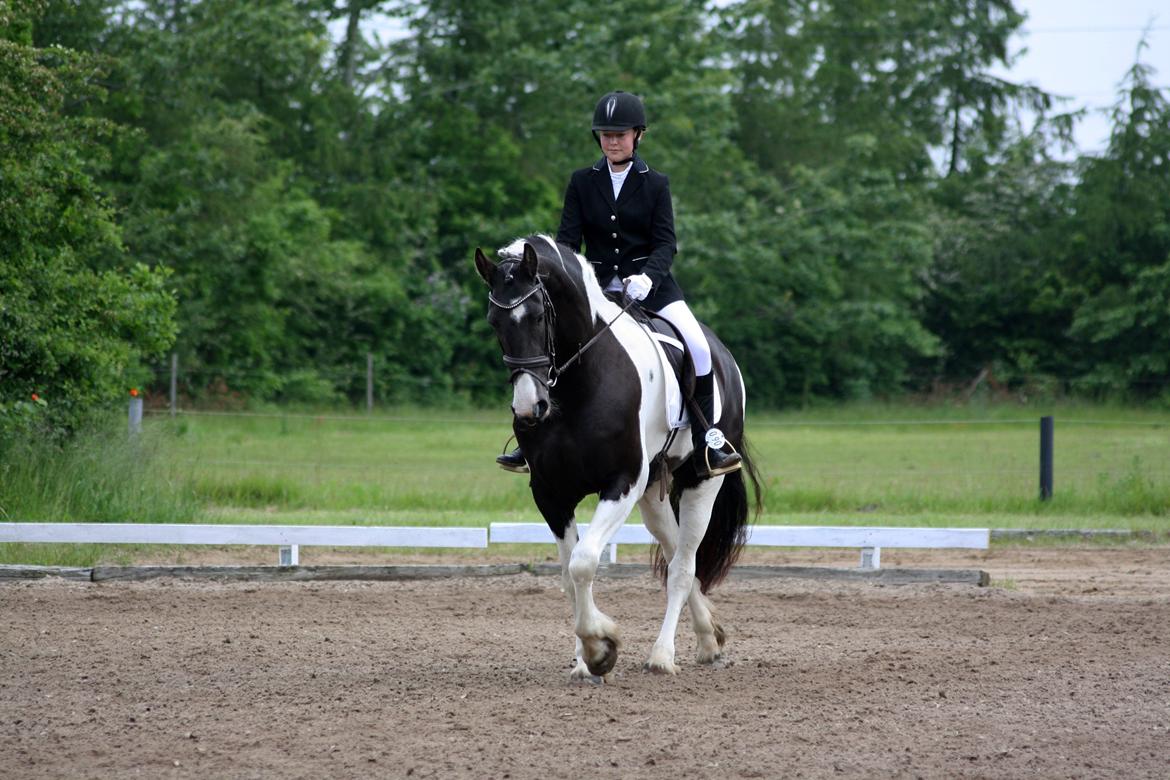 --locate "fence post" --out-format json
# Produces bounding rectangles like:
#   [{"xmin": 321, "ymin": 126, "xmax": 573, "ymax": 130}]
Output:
[
  {"xmin": 169, "ymin": 352, "xmax": 178, "ymax": 417},
  {"xmin": 279, "ymin": 545, "xmax": 299, "ymax": 566},
  {"xmin": 1039, "ymin": 415, "xmax": 1054, "ymax": 501},
  {"xmin": 366, "ymin": 353, "xmax": 374, "ymax": 412},
  {"xmin": 128, "ymin": 391, "xmax": 143, "ymax": 437}
]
